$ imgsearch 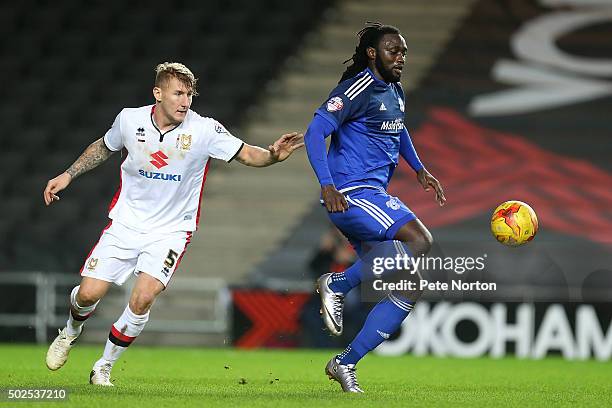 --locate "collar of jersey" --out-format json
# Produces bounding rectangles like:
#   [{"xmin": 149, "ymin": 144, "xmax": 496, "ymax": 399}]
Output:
[
  {"xmin": 364, "ymin": 67, "xmax": 390, "ymax": 87},
  {"xmin": 150, "ymin": 104, "xmax": 183, "ymax": 142}
]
